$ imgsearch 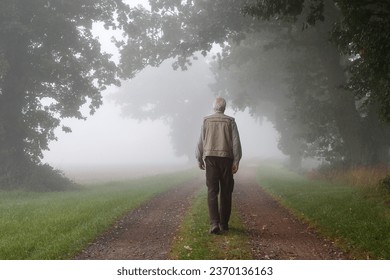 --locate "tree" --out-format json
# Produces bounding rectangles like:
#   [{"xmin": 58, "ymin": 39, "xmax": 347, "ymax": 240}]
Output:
[
  {"xmin": 245, "ymin": 0, "xmax": 390, "ymax": 165},
  {"xmin": 116, "ymin": 0, "xmax": 256, "ymax": 78},
  {"xmin": 331, "ymin": 0, "xmax": 390, "ymax": 122},
  {"xmin": 0, "ymin": 0, "xmax": 126, "ymax": 188},
  {"xmin": 208, "ymin": 30, "xmax": 316, "ymax": 169},
  {"xmin": 114, "ymin": 1, "xmax": 331, "ymax": 168},
  {"xmin": 209, "ymin": 2, "xmax": 390, "ymax": 167},
  {"xmin": 245, "ymin": 0, "xmax": 390, "ymax": 122},
  {"xmin": 120, "ymin": 0, "xmax": 390, "ymax": 168}
]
